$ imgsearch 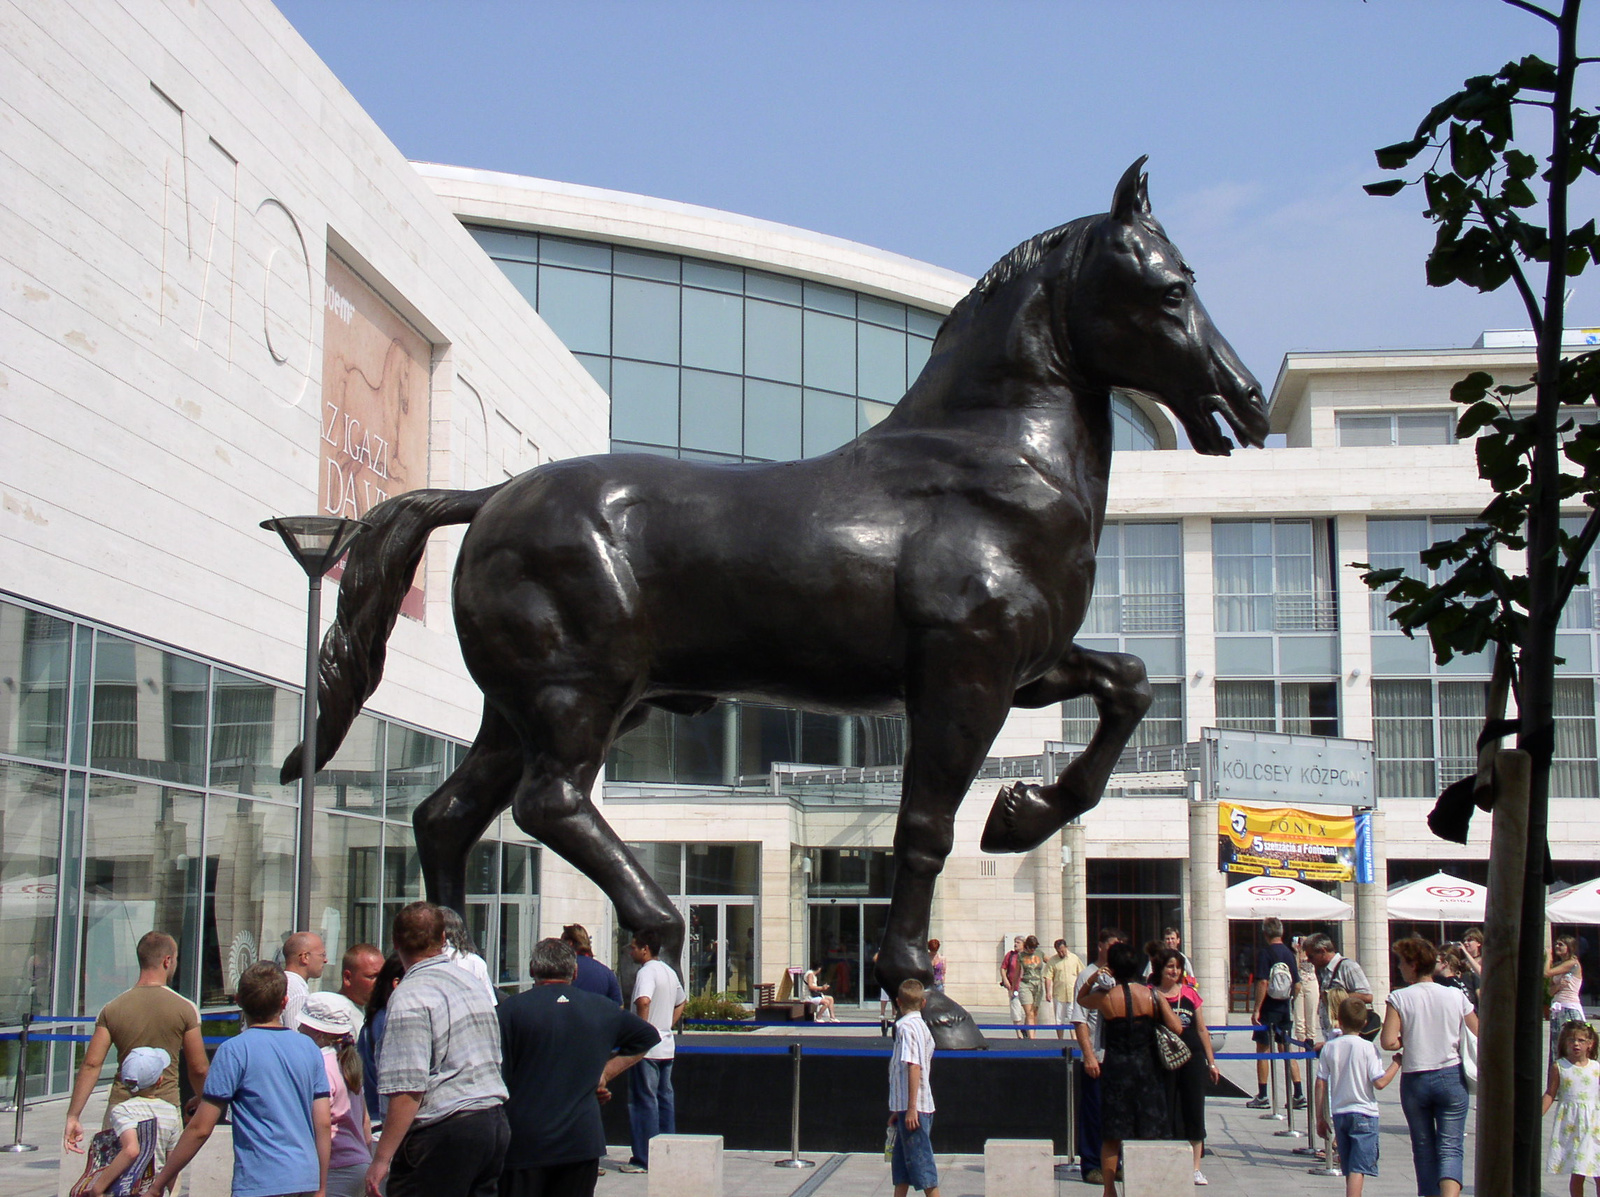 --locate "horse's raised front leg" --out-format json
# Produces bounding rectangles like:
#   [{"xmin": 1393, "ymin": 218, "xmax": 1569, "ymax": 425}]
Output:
[
  {"xmin": 416, "ymin": 703, "xmax": 522, "ymax": 916},
  {"xmin": 876, "ymin": 631, "xmax": 1014, "ymax": 1050},
  {"xmin": 981, "ymin": 644, "xmax": 1151, "ymax": 853}
]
